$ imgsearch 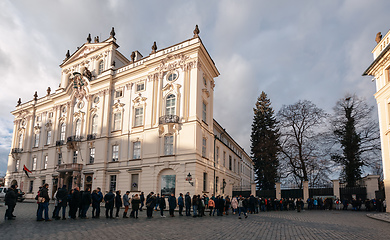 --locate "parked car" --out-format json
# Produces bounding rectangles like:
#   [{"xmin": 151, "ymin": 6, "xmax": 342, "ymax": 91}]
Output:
[{"xmin": 0, "ymin": 187, "xmax": 25, "ymax": 202}]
